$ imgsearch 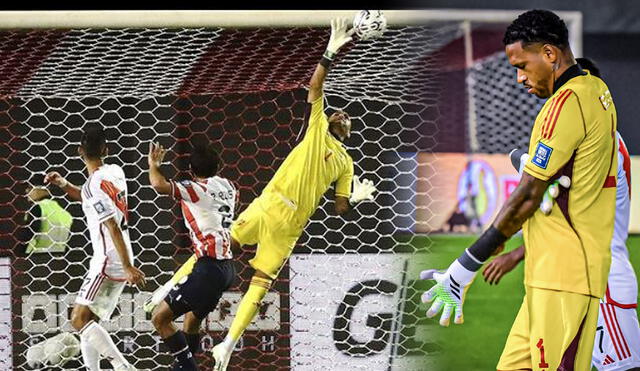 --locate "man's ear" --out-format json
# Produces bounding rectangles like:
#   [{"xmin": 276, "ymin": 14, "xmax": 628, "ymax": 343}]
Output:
[
  {"xmin": 542, "ymin": 44, "xmax": 558, "ymax": 65},
  {"xmin": 102, "ymin": 144, "xmax": 108, "ymax": 158}
]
